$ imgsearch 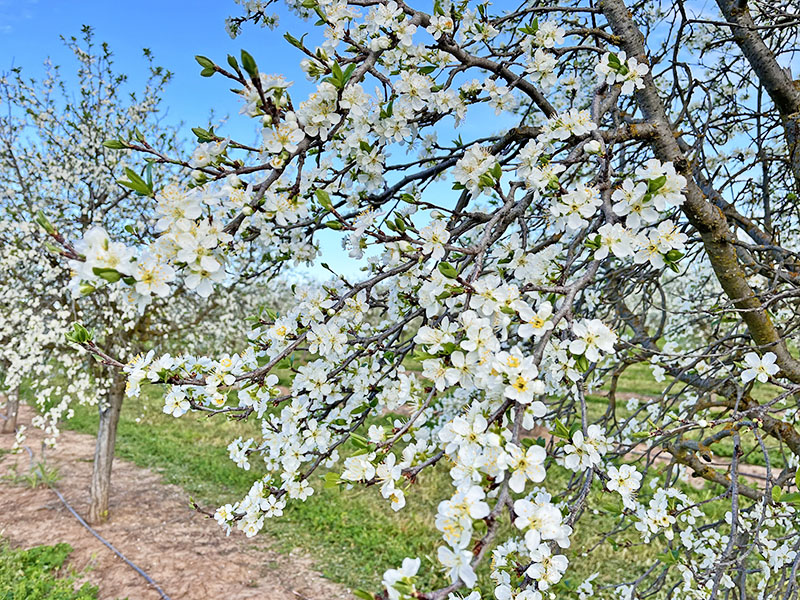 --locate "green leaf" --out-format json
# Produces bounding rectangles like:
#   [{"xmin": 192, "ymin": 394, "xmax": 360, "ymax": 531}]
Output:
[
  {"xmin": 584, "ymin": 234, "xmax": 602, "ymax": 250},
  {"xmin": 325, "ymin": 220, "xmax": 343, "ymax": 230},
  {"xmin": 200, "ymin": 67, "xmax": 215, "ymax": 78},
  {"xmin": 240, "ymin": 49, "xmax": 259, "ymax": 78},
  {"xmin": 226, "ymin": 54, "xmax": 239, "ymax": 70},
  {"xmin": 437, "ymin": 262, "xmax": 459, "ymax": 279},
  {"xmin": 118, "ymin": 167, "xmax": 153, "ymax": 196},
  {"xmin": 350, "ymin": 434, "xmax": 369, "ymax": 449},
  {"xmin": 780, "ymin": 492, "xmax": 800, "ymax": 504},
  {"xmin": 648, "ymin": 175, "xmax": 668, "ymax": 193},
  {"xmin": 353, "ymin": 590, "xmax": 376, "ymax": 600},
  {"xmin": 380, "ymin": 99, "xmax": 394, "ymax": 119},
  {"xmin": 195, "ymin": 55, "xmax": 215, "ymax": 69},
  {"xmin": 659, "ymin": 549, "xmax": 680, "ymax": 565},
  {"xmin": 553, "ymin": 418, "xmax": 571, "ymax": 439},
  {"xmin": 79, "ymin": 283, "xmax": 96, "ymax": 296},
  {"xmin": 323, "ymin": 472, "xmax": 341, "ymax": 490},
  {"xmin": 393, "ymin": 581, "xmax": 414, "ymax": 595},
  {"xmin": 520, "ymin": 18, "xmax": 540, "ymax": 35},
  {"xmin": 342, "ymin": 63, "xmax": 357, "ymax": 85},
  {"xmin": 330, "ymin": 61, "xmax": 343, "ymax": 82},
  {"xmin": 65, "ymin": 322, "xmax": 93, "ymax": 344},
  {"xmin": 772, "ymin": 486, "xmax": 783, "ymax": 503},
  {"xmin": 315, "ymin": 189, "xmax": 333, "ymax": 211},
  {"xmin": 795, "ymin": 468, "xmax": 800, "ymax": 491},
  {"xmin": 92, "ymin": 267, "xmax": 122, "ymax": 283},
  {"xmin": 478, "ymin": 172, "xmax": 496, "ymax": 188},
  {"xmin": 600, "ymin": 499, "xmax": 623, "ymax": 515},
  {"xmin": 34, "ymin": 210, "xmax": 55, "ymax": 235},
  {"xmin": 102, "ymin": 139, "xmax": 127, "ymax": 150},
  {"xmin": 192, "ymin": 127, "xmax": 213, "ymax": 142},
  {"xmin": 284, "ymin": 32, "xmax": 307, "ymax": 50},
  {"xmin": 665, "ymin": 249, "xmax": 684, "ymax": 262}
]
